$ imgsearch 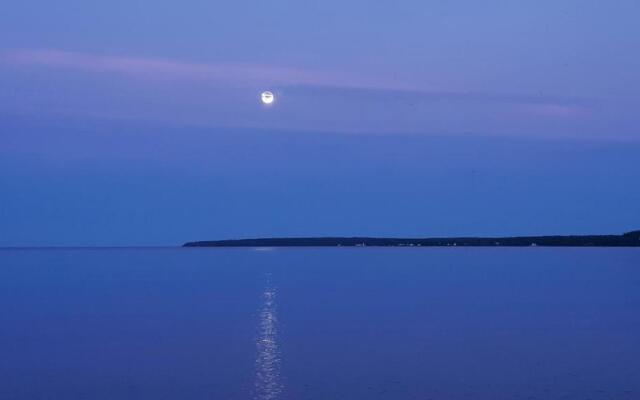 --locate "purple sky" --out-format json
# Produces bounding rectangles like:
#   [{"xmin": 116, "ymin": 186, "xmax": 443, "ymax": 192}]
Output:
[{"xmin": 1, "ymin": 0, "xmax": 639, "ymax": 245}]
